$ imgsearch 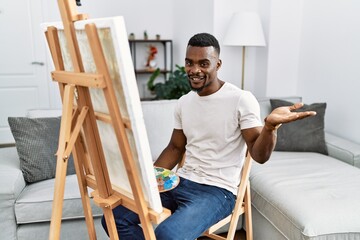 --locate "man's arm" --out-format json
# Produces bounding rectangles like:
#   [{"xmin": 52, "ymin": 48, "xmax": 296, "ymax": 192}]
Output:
[
  {"xmin": 242, "ymin": 102, "xmax": 316, "ymax": 164},
  {"xmin": 154, "ymin": 129, "xmax": 187, "ymax": 170}
]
